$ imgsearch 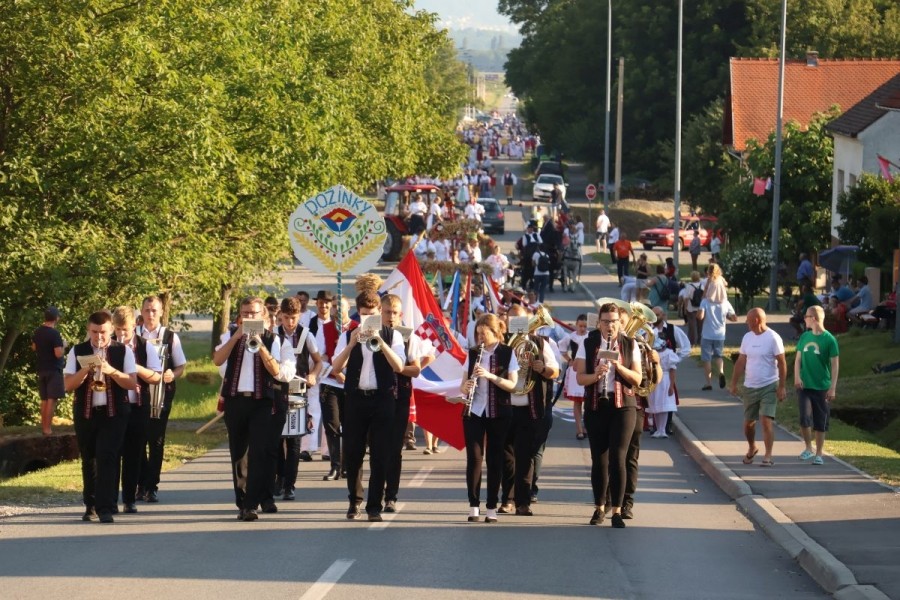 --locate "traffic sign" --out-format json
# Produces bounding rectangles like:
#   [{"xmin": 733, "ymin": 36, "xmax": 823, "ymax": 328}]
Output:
[{"xmin": 585, "ymin": 184, "xmax": 597, "ymax": 201}]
